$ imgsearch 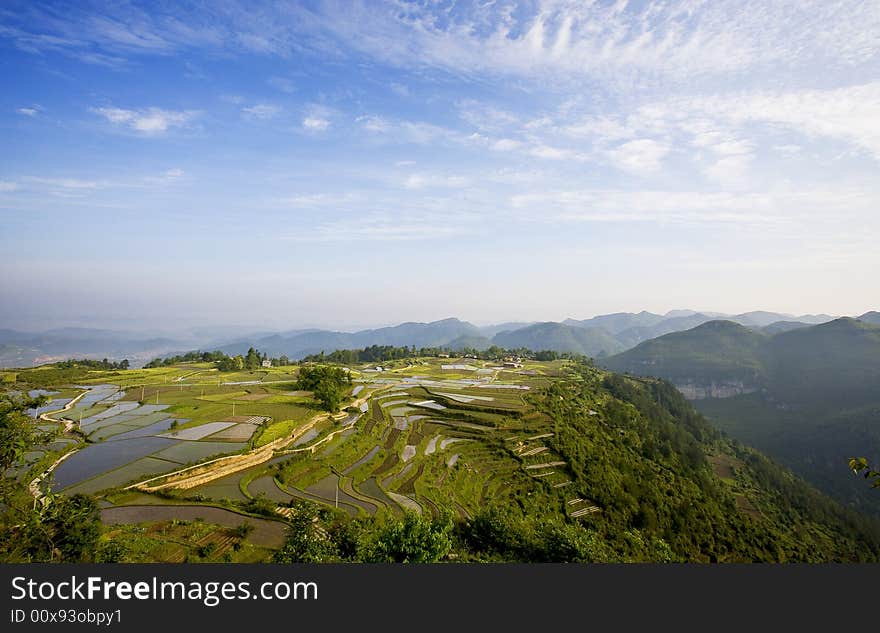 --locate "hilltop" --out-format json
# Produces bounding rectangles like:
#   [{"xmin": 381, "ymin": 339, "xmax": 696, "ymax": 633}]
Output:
[{"xmin": 603, "ymin": 317, "xmax": 880, "ymax": 515}]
